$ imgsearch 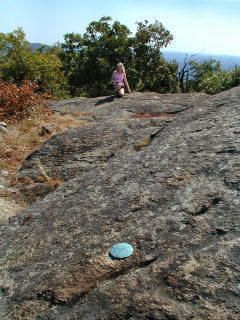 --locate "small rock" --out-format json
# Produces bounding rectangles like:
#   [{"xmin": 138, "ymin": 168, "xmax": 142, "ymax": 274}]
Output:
[
  {"xmin": 0, "ymin": 126, "xmax": 7, "ymax": 134},
  {"xmin": 76, "ymin": 116, "xmax": 95, "ymax": 122},
  {"xmin": 39, "ymin": 123, "xmax": 56, "ymax": 136},
  {"xmin": 0, "ymin": 121, "xmax": 7, "ymax": 127},
  {"xmin": 109, "ymin": 243, "xmax": 133, "ymax": 259},
  {"xmin": 0, "ymin": 169, "xmax": 9, "ymax": 177}
]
